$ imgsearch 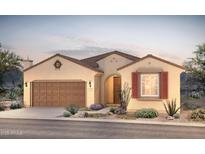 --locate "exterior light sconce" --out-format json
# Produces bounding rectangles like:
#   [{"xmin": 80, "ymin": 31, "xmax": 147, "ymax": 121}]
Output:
[
  {"xmin": 88, "ymin": 81, "xmax": 93, "ymax": 88},
  {"xmin": 25, "ymin": 82, "xmax": 28, "ymax": 87}
]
